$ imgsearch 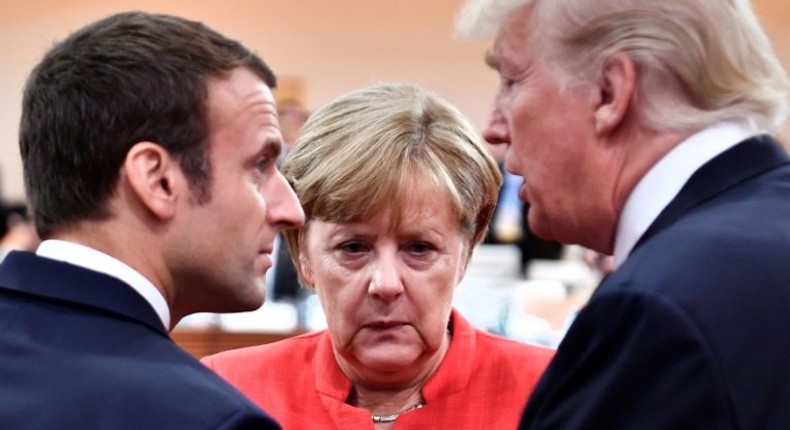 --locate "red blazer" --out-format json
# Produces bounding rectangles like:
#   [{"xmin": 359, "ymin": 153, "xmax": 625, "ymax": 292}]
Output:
[{"xmin": 204, "ymin": 309, "xmax": 553, "ymax": 429}]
